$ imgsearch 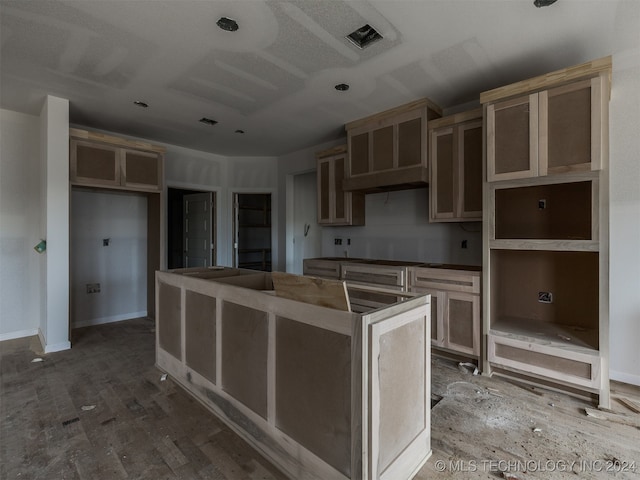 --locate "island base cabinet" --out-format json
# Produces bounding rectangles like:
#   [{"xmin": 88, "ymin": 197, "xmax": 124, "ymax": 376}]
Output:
[{"xmin": 156, "ymin": 268, "xmax": 431, "ymax": 480}]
